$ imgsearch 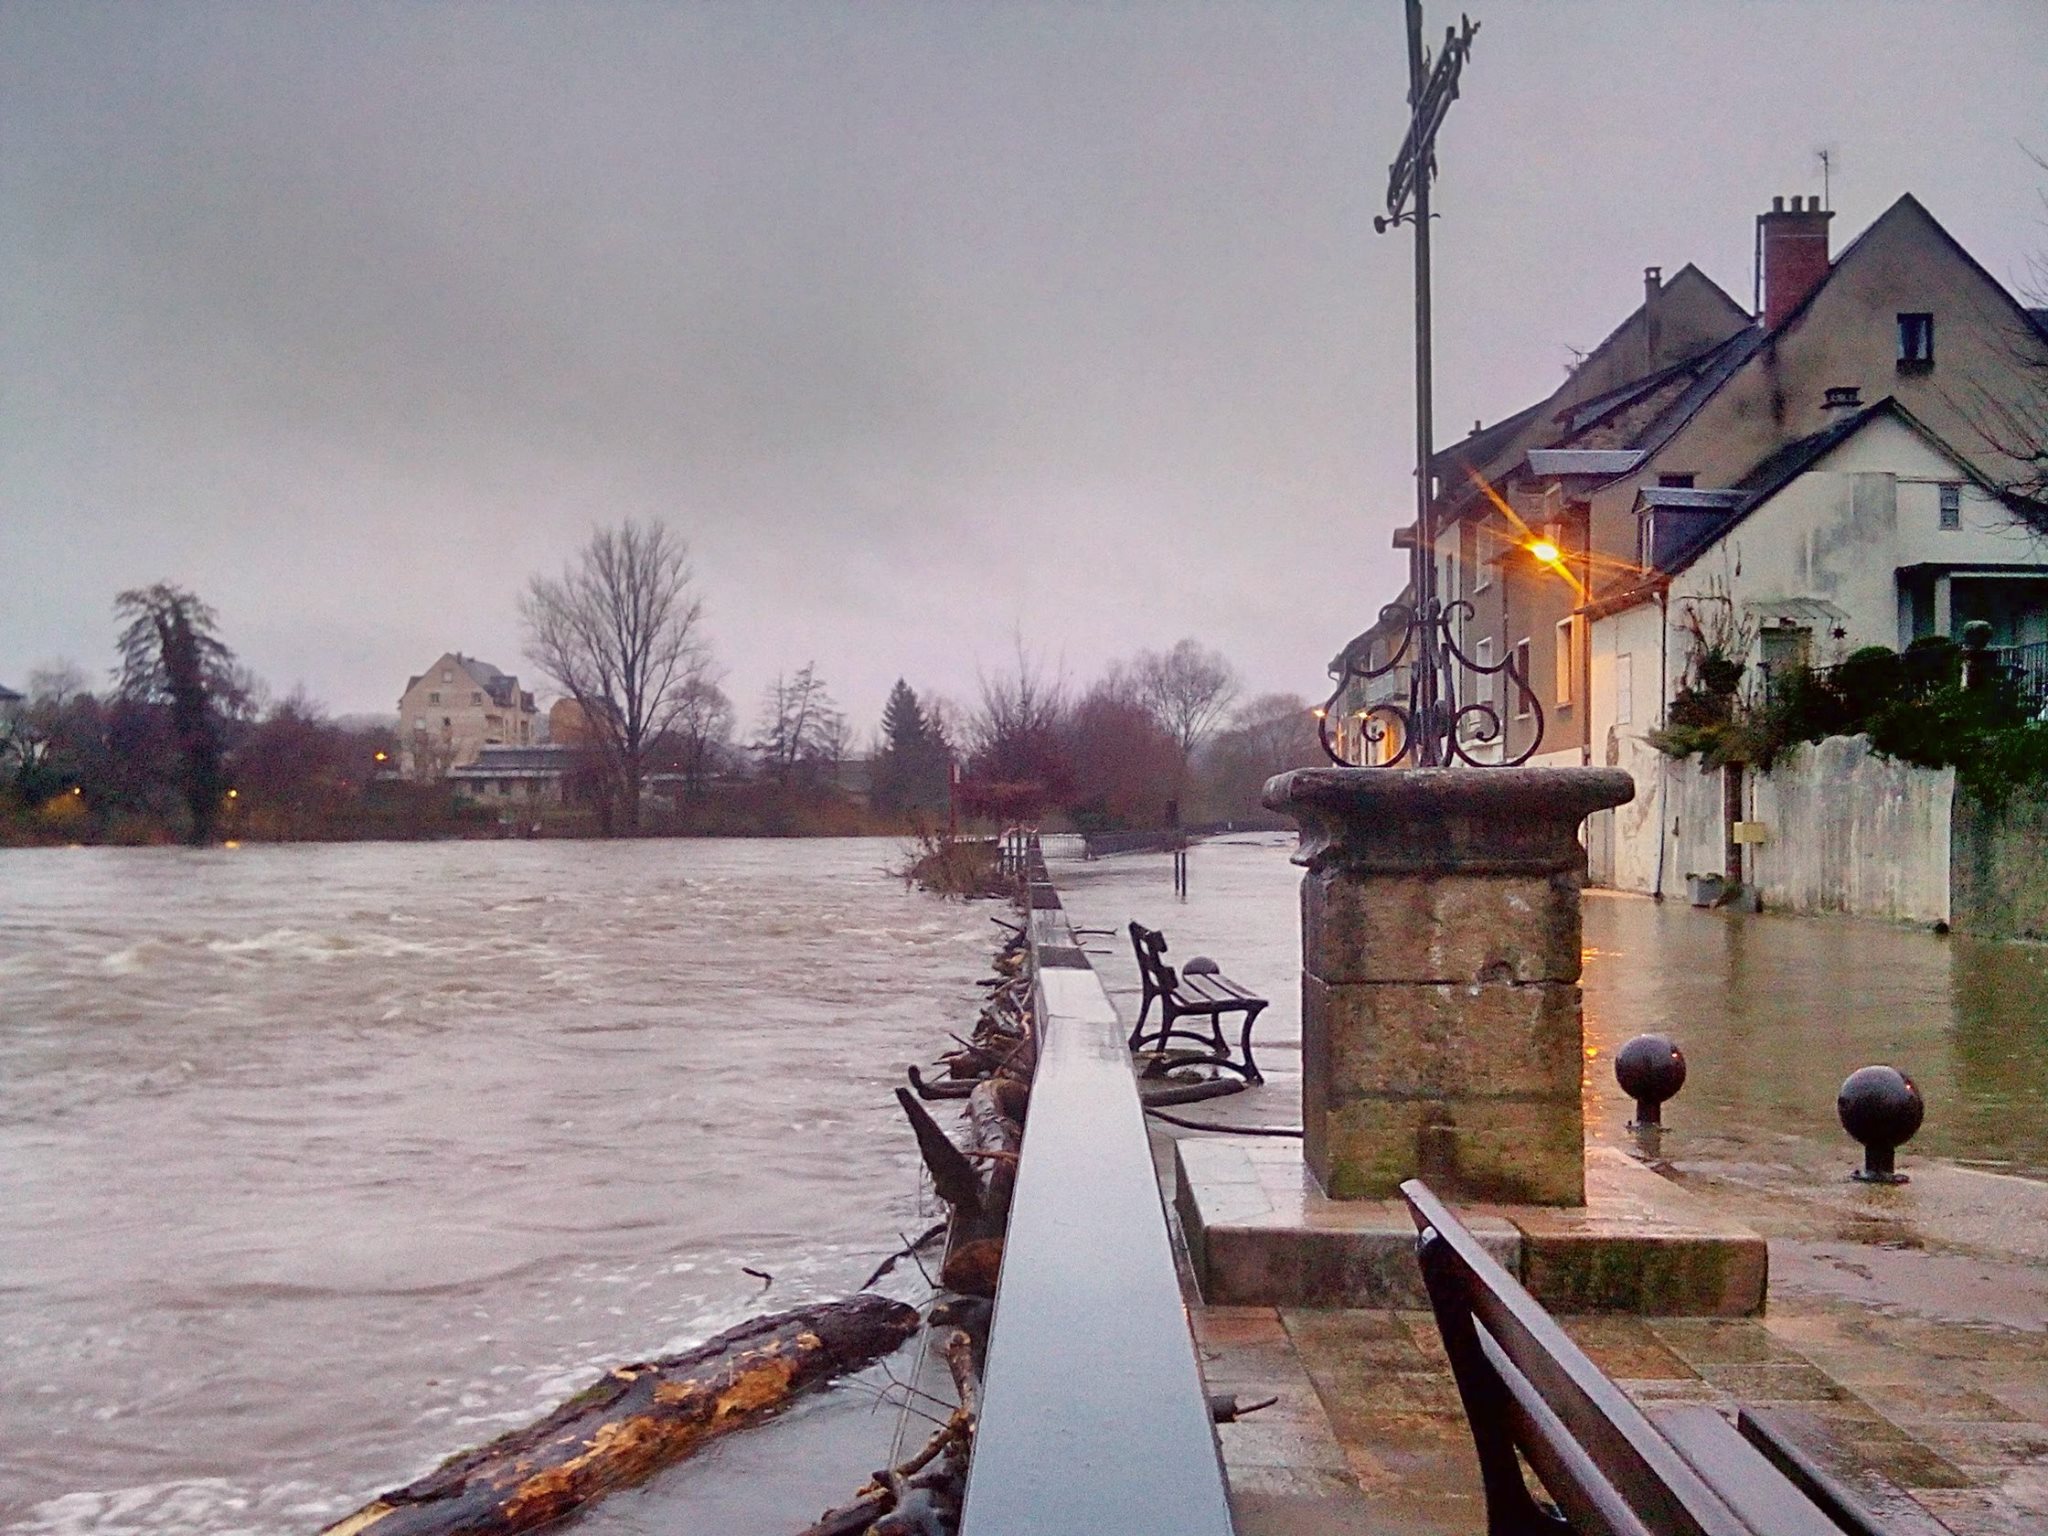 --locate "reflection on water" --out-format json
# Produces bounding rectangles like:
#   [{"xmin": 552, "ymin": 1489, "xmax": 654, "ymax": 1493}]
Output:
[
  {"xmin": 1581, "ymin": 894, "xmax": 2048, "ymax": 1177},
  {"xmin": 1052, "ymin": 838, "xmax": 2048, "ymax": 1179},
  {"xmin": 0, "ymin": 840, "xmax": 987, "ymax": 1534}
]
